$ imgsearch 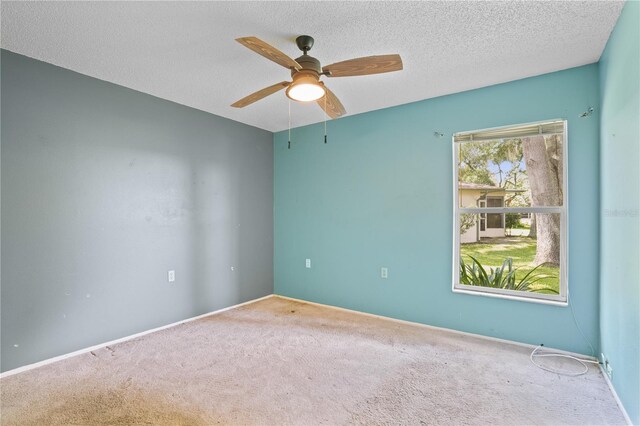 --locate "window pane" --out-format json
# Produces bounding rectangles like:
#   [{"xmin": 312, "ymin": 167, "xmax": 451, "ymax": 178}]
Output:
[
  {"xmin": 458, "ymin": 133, "xmax": 564, "ymax": 207},
  {"xmin": 486, "ymin": 213, "xmax": 503, "ymax": 229},
  {"xmin": 486, "ymin": 197, "xmax": 503, "ymax": 207},
  {"xmin": 458, "ymin": 213, "xmax": 560, "ymax": 295},
  {"xmin": 486, "ymin": 197, "xmax": 503, "ymax": 228}
]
